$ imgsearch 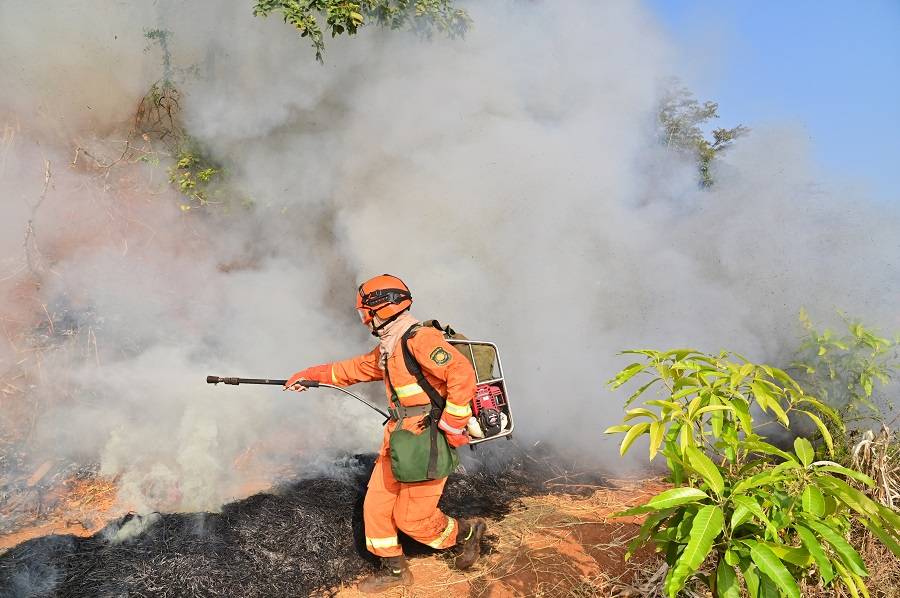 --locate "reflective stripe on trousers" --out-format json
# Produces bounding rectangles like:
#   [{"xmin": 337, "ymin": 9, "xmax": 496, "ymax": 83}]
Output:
[{"xmin": 363, "ymin": 437, "xmax": 459, "ymax": 557}]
